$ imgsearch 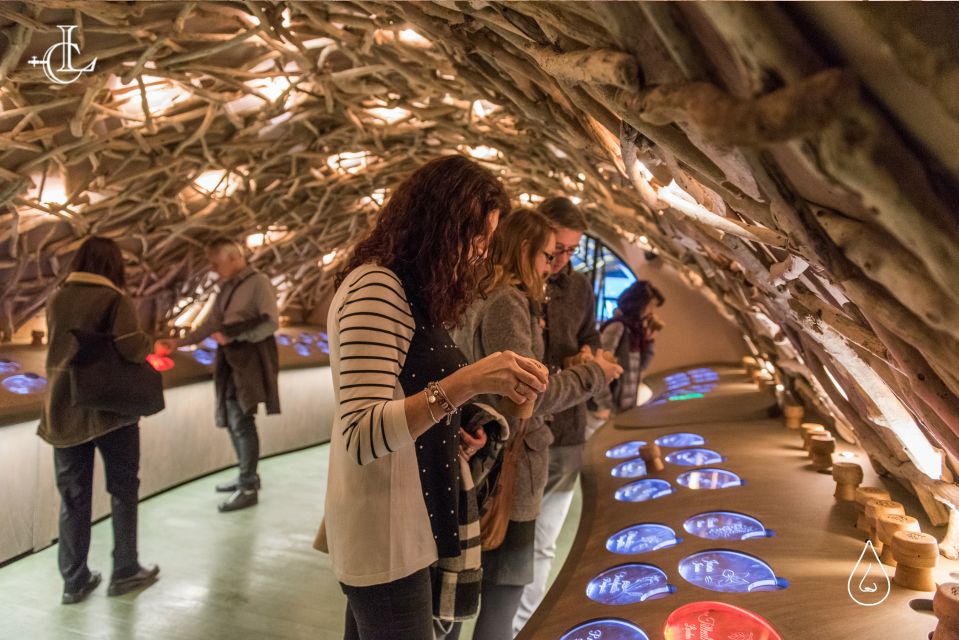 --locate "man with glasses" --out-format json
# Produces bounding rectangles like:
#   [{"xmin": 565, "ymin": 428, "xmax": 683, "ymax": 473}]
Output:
[{"xmin": 513, "ymin": 197, "xmax": 609, "ymax": 634}]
